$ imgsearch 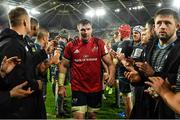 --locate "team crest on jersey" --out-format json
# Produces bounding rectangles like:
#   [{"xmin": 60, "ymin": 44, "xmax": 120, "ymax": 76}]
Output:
[
  {"xmin": 92, "ymin": 46, "xmax": 98, "ymax": 52},
  {"xmin": 74, "ymin": 49, "xmax": 80, "ymax": 54}
]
